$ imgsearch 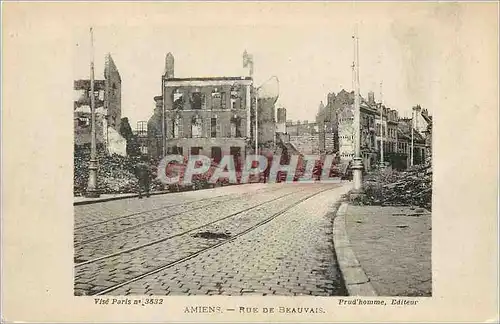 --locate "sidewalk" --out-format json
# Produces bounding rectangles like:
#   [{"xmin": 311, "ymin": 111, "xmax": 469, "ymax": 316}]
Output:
[
  {"xmin": 73, "ymin": 190, "xmax": 169, "ymax": 206},
  {"xmin": 334, "ymin": 203, "xmax": 432, "ymax": 296}
]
